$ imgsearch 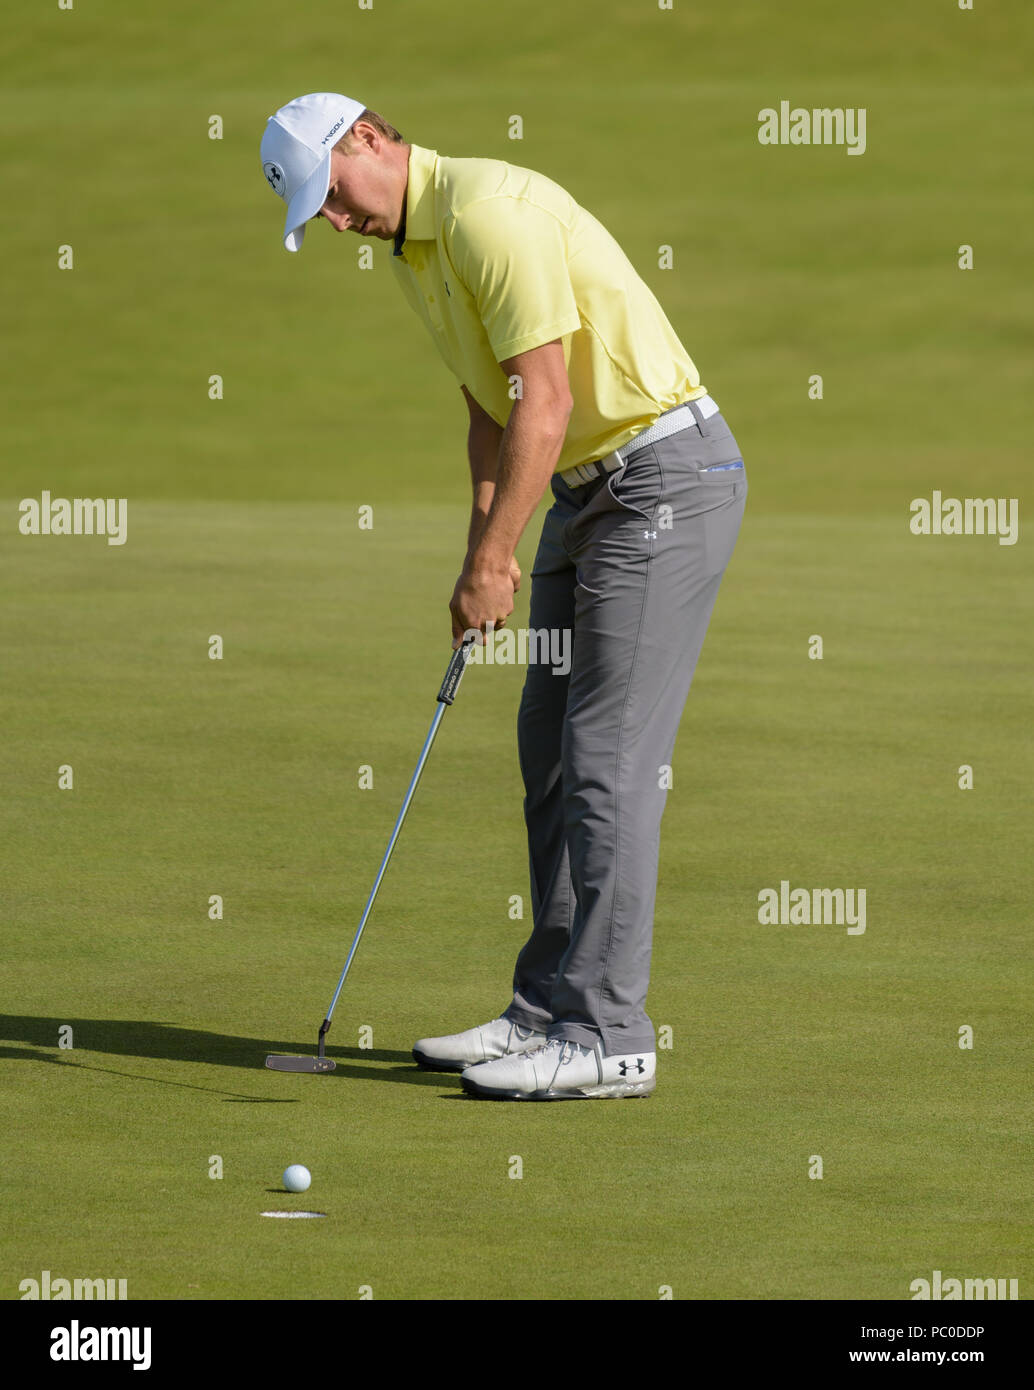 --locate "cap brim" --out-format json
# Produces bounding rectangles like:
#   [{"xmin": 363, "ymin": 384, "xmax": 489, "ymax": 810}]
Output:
[{"xmin": 282, "ymin": 150, "xmax": 332, "ymax": 252}]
